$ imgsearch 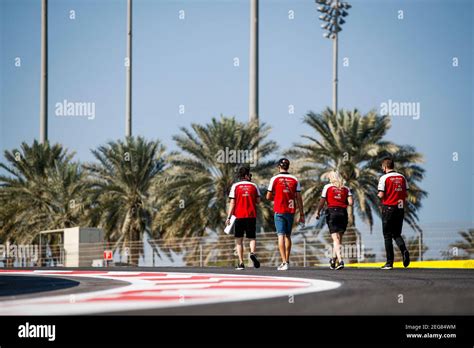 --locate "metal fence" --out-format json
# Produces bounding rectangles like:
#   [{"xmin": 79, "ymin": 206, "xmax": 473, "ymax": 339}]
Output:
[{"xmin": 1, "ymin": 226, "xmax": 472, "ymax": 268}]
